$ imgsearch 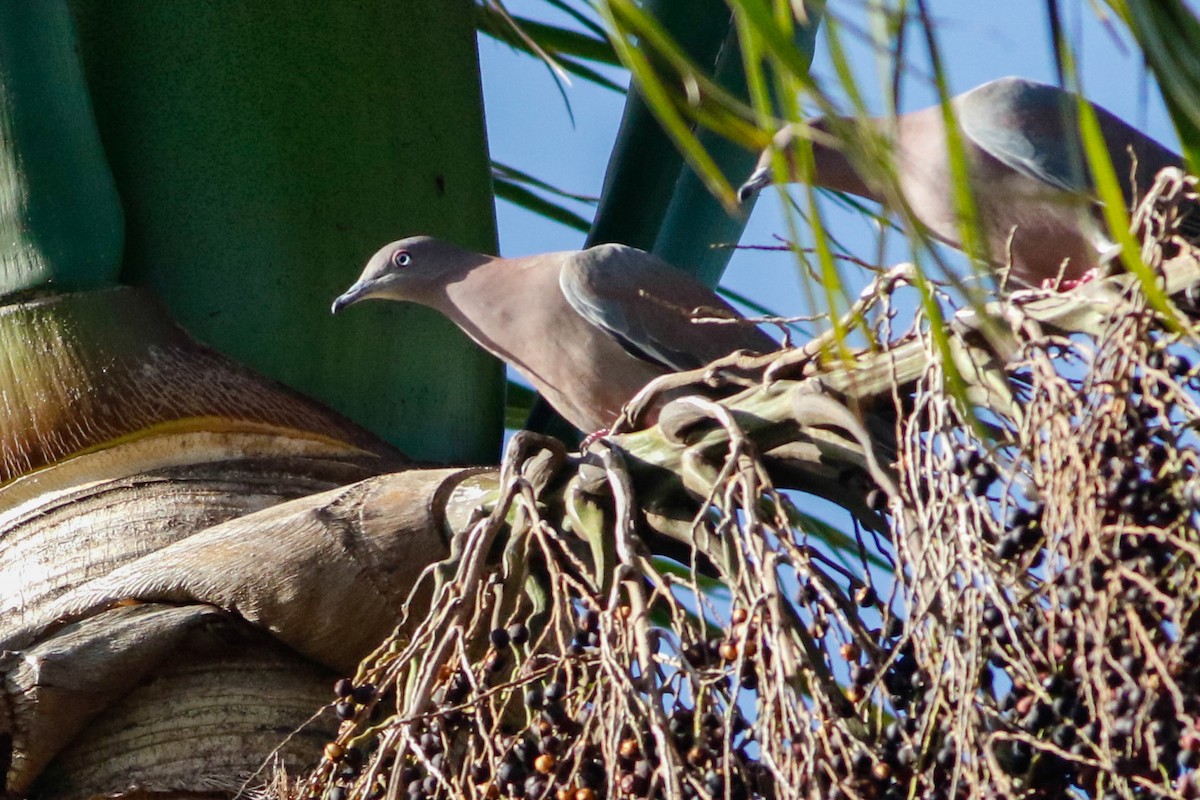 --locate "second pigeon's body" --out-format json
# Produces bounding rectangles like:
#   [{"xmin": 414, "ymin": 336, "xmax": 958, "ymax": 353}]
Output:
[
  {"xmin": 332, "ymin": 237, "xmax": 778, "ymax": 432},
  {"xmin": 741, "ymin": 77, "xmax": 1191, "ymax": 288}
]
